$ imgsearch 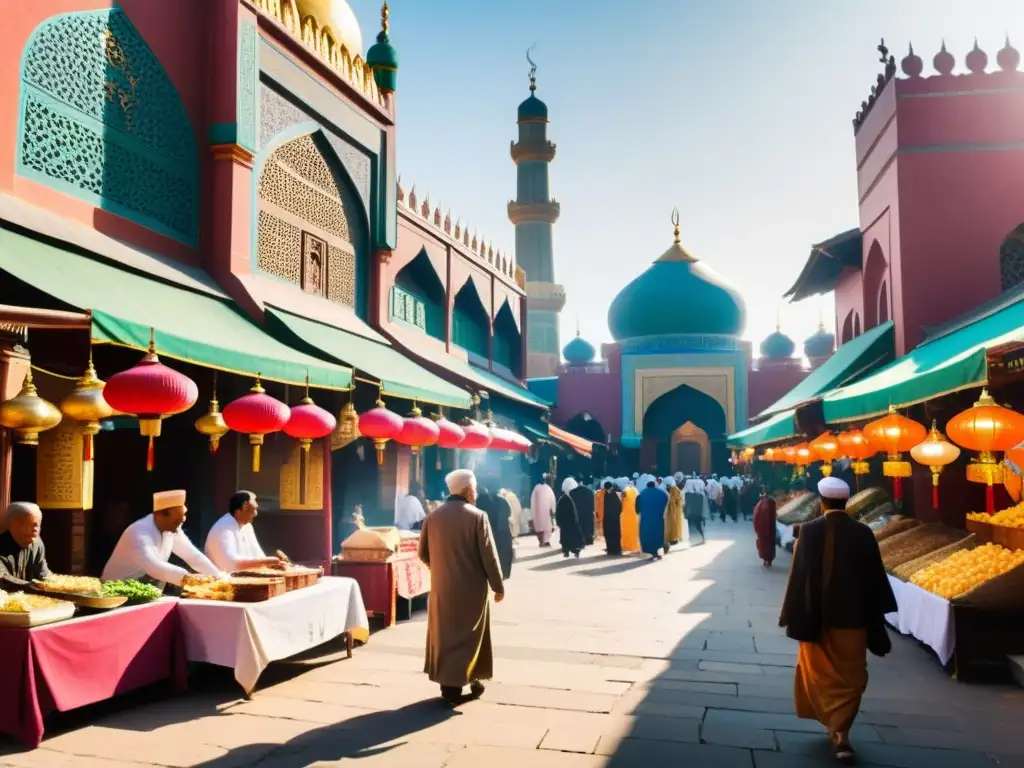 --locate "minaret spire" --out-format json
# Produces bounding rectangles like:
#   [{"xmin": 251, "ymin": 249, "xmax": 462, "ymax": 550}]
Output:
[{"xmin": 527, "ymin": 44, "xmax": 538, "ymax": 92}]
